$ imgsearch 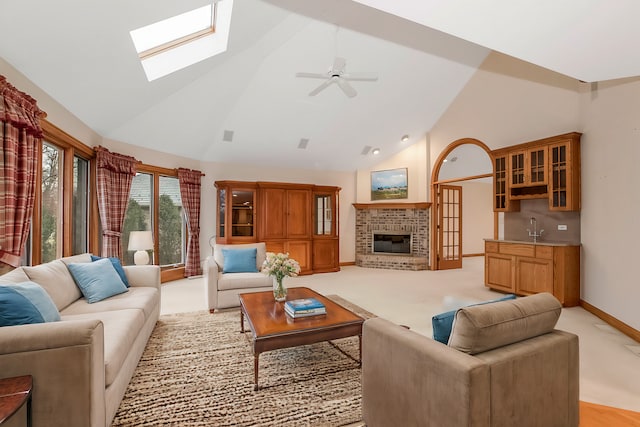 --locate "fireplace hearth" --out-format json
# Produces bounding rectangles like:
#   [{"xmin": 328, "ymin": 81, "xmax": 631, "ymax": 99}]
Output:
[{"xmin": 353, "ymin": 203, "xmax": 430, "ymax": 271}]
